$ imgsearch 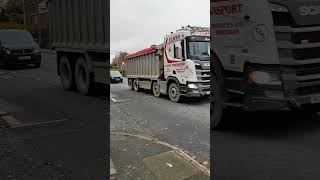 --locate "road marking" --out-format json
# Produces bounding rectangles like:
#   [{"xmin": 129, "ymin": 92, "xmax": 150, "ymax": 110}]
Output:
[
  {"xmin": 1, "ymin": 115, "xmax": 22, "ymax": 127},
  {"xmin": 110, "ymin": 95, "xmax": 131, "ymax": 103},
  {"xmin": 110, "ymin": 157, "xmax": 117, "ymax": 175},
  {"xmin": 10, "ymin": 119, "xmax": 69, "ymax": 129}
]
